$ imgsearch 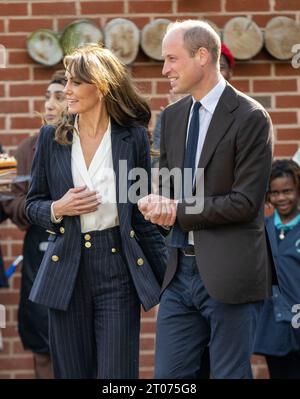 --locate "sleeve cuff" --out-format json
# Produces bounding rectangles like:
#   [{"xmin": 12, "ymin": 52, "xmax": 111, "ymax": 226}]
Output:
[{"xmin": 51, "ymin": 202, "xmax": 63, "ymax": 224}]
